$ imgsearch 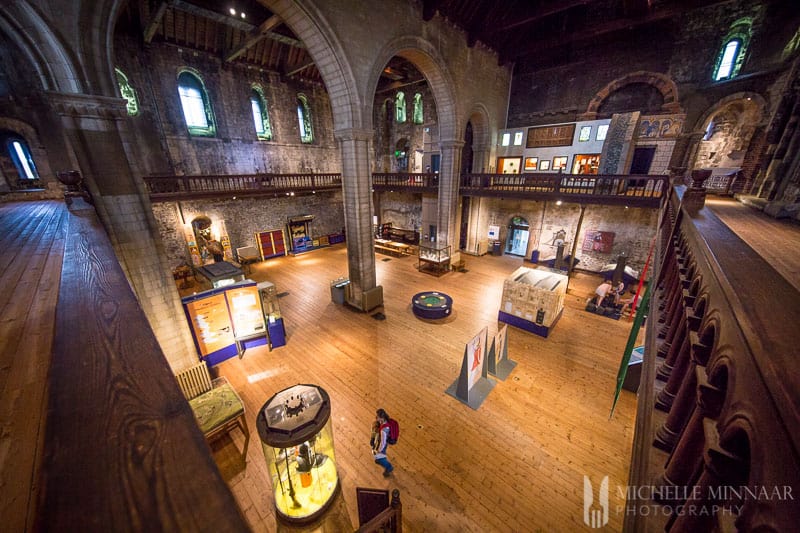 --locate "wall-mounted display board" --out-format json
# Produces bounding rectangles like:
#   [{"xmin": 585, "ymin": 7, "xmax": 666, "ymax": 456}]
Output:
[
  {"xmin": 256, "ymin": 229, "xmax": 286, "ymax": 260},
  {"xmin": 582, "ymin": 230, "xmax": 615, "ymax": 253},
  {"xmin": 182, "ymin": 281, "xmax": 267, "ymax": 365}
]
